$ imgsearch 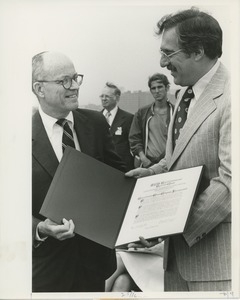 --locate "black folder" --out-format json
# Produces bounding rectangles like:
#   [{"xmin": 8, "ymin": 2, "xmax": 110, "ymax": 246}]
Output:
[{"xmin": 40, "ymin": 147, "xmax": 203, "ymax": 249}]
